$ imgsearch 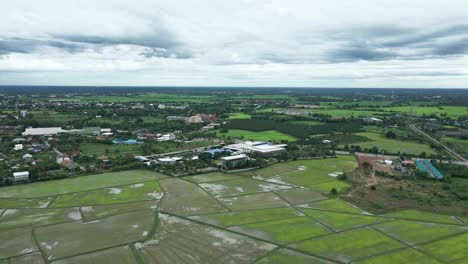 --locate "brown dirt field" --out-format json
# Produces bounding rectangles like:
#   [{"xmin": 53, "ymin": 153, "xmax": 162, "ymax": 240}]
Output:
[{"xmin": 357, "ymin": 155, "xmax": 382, "ymax": 170}]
